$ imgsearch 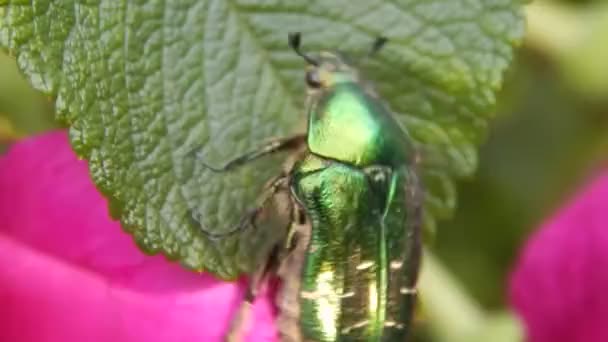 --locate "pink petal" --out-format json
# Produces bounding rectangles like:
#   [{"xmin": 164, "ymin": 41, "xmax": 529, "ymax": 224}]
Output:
[
  {"xmin": 509, "ymin": 170, "xmax": 608, "ymax": 342},
  {"xmin": 0, "ymin": 130, "xmax": 278, "ymax": 342}
]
